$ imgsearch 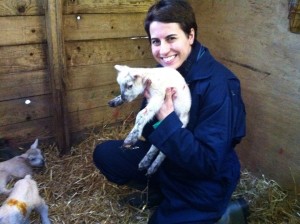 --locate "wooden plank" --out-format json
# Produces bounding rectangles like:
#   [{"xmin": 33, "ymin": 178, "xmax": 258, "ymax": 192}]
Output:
[
  {"xmin": 67, "ymin": 84, "xmax": 118, "ymax": 112},
  {"xmin": 0, "ymin": 16, "xmax": 46, "ymax": 46},
  {"xmin": 190, "ymin": 0, "xmax": 300, "ymax": 190},
  {"xmin": 0, "ymin": 0, "xmax": 44, "ymax": 16},
  {"xmin": 63, "ymin": 0, "xmax": 154, "ymax": 14},
  {"xmin": 45, "ymin": 0, "xmax": 70, "ymax": 152},
  {"xmin": 0, "ymin": 44, "xmax": 47, "ymax": 75},
  {"xmin": 0, "ymin": 70, "xmax": 50, "ymax": 101},
  {"xmin": 65, "ymin": 38, "xmax": 152, "ymax": 67},
  {"xmin": 289, "ymin": 3, "xmax": 300, "ymax": 33},
  {"xmin": 68, "ymin": 99, "xmax": 141, "ymax": 132},
  {"xmin": 66, "ymin": 59, "xmax": 155, "ymax": 90},
  {"xmin": 0, "ymin": 118, "xmax": 54, "ymax": 146},
  {"xmin": 64, "ymin": 13, "xmax": 147, "ymax": 41},
  {"xmin": 0, "ymin": 95, "xmax": 52, "ymax": 126}
]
